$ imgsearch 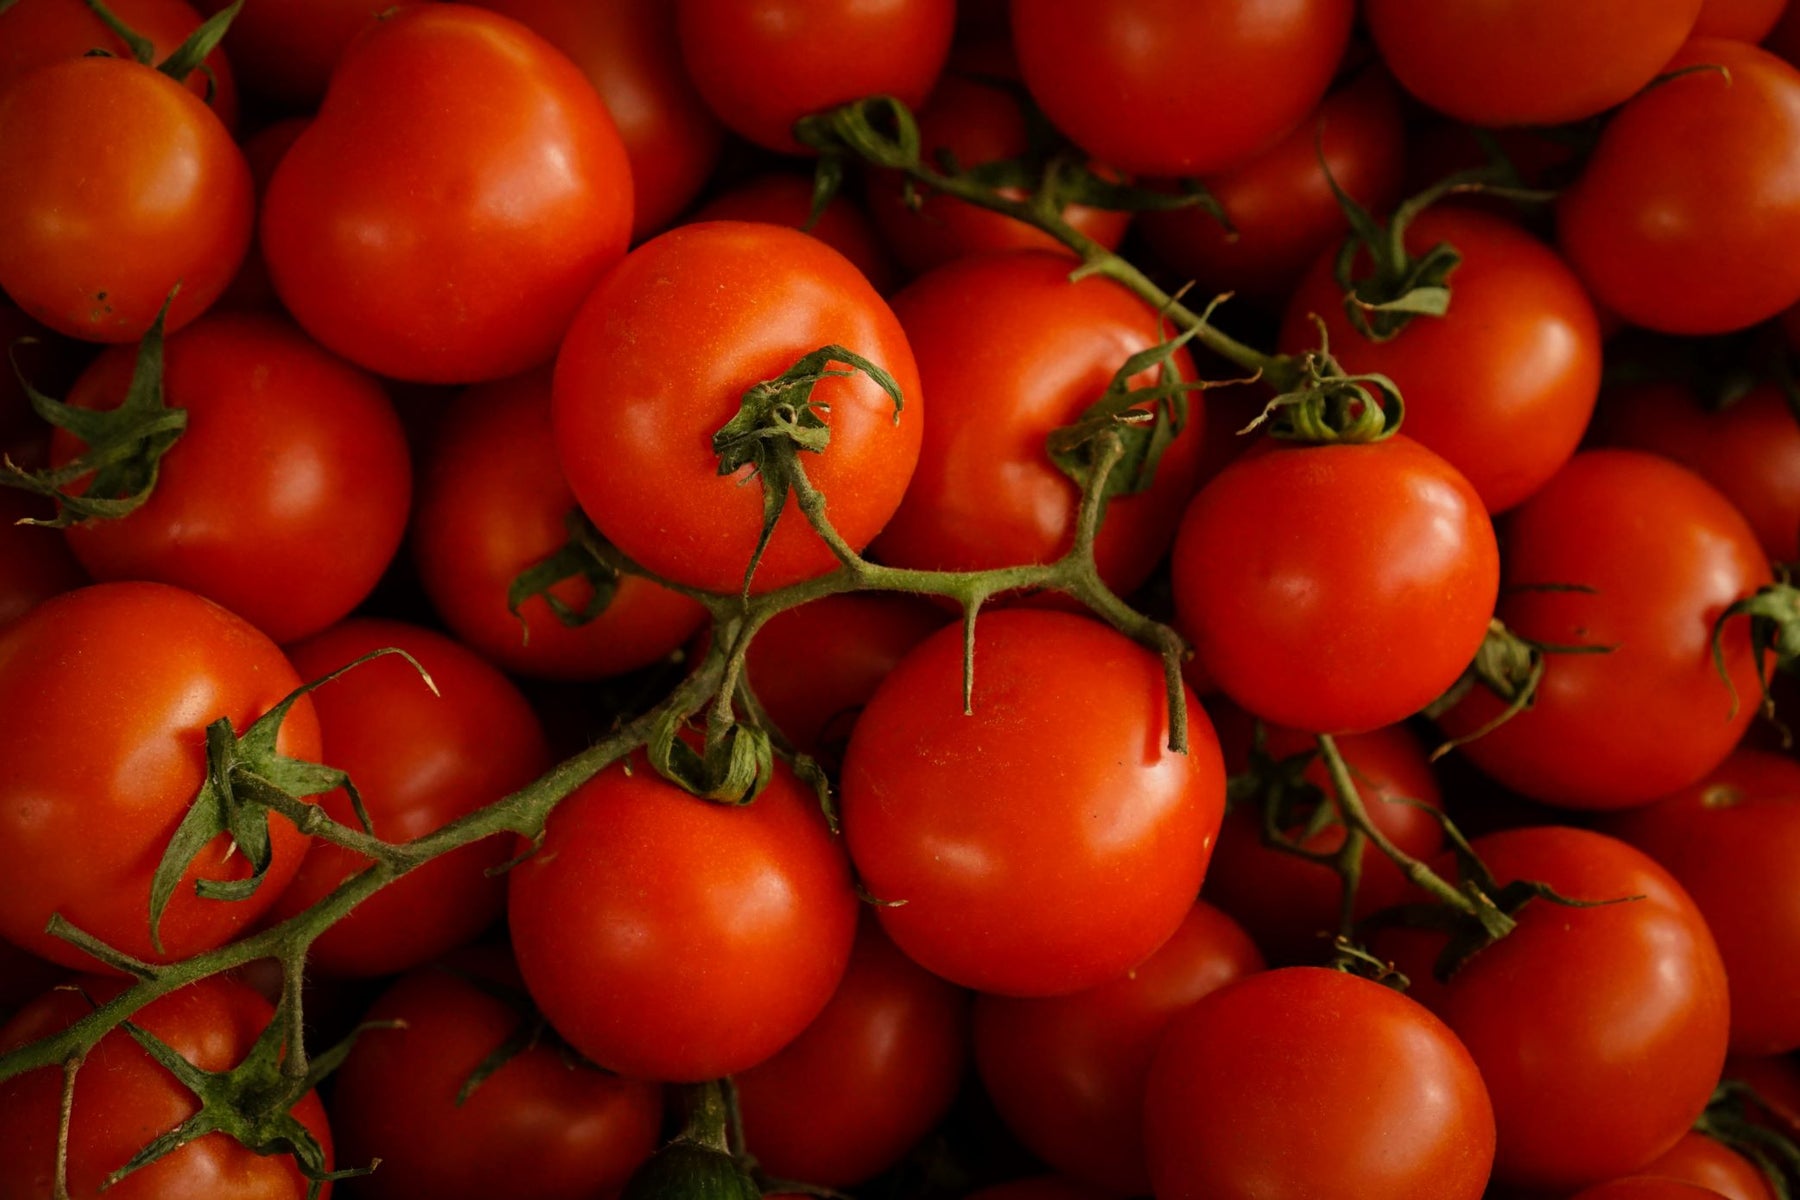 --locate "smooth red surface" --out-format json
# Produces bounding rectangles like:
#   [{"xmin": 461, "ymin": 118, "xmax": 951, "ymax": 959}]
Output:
[
  {"xmin": 691, "ymin": 173, "xmax": 897, "ymax": 293},
  {"xmin": 1695, "ymin": 0, "xmax": 1787, "ymax": 39},
  {"xmin": 1634, "ymin": 1131, "xmax": 1778, "ymax": 1200}
]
